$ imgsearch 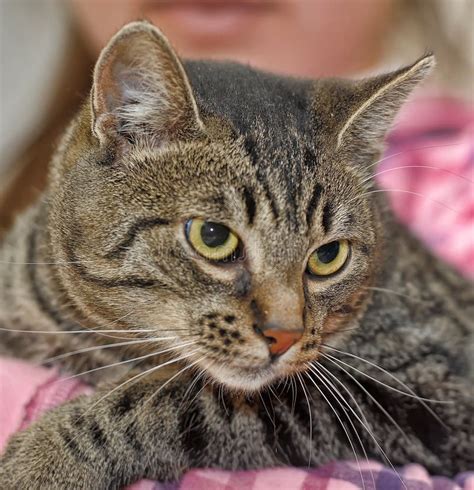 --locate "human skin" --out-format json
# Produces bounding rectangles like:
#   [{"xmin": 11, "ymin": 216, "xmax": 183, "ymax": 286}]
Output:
[{"xmin": 70, "ymin": 0, "xmax": 395, "ymax": 77}]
